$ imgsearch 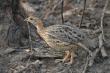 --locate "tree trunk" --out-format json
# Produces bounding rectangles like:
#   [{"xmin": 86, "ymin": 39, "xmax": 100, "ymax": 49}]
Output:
[{"xmin": 0, "ymin": 0, "xmax": 29, "ymax": 48}]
